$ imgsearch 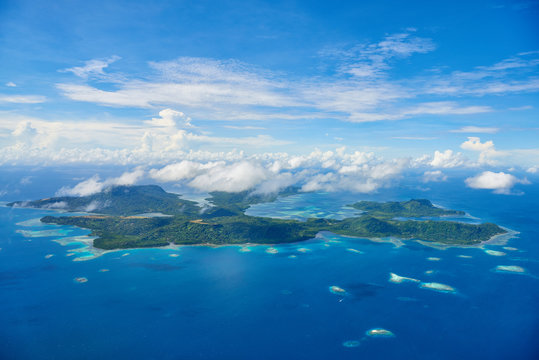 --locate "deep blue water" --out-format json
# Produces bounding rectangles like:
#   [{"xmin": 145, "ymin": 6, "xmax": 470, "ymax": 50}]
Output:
[{"xmin": 1, "ymin": 174, "xmax": 538, "ymax": 359}]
